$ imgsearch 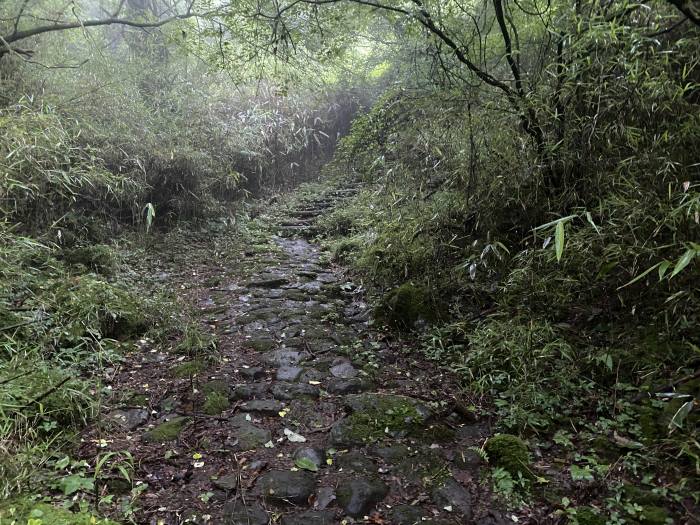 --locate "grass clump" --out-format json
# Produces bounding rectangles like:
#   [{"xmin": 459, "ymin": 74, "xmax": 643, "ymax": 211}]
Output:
[
  {"xmin": 202, "ymin": 391, "xmax": 229, "ymax": 415},
  {"xmin": 374, "ymin": 283, "xmax": 436, "ymax": 330},
  {"xmin": 0, "ymin": 501, "xmax": 118, "ymax": 525}
]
